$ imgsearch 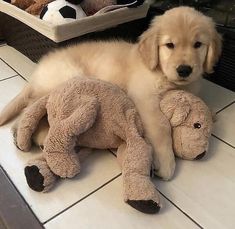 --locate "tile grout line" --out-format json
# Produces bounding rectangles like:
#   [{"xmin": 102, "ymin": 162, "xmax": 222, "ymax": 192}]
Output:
[
  {"xmin": 0, "ymin": 58, "xmax": 28, "ymax": 82},
  {"xmin": 43, "ymin": 173, "xmax": 122, "ymax": 225},
  {"xmin": 158, "ymin": 190, "xmax": 204, "ymax": 229},
  {"xmin": 108, "ymin": 149, "xmax": 117, "ymax": 157},
  {"xmin": 0, "ymin": 165, "xmax": 44, "ymax": 227},
  {"xmin": 0, "ymin": 75, "xmax": 18, "ymax": 82},
  {"xmin": 216, "ymin": 101, "xmax": 235, "ymax": 114},
  {"xmin": 212, "ymin": 134, "xmax": 235, "ymax": 149}
]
